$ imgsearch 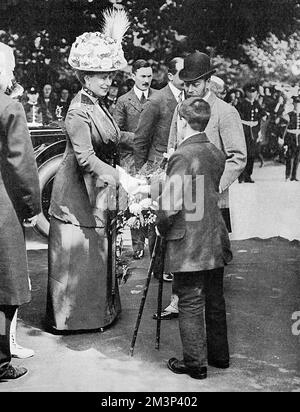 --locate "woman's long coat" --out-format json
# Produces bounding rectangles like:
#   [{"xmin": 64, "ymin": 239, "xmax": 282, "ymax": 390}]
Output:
[
  {"xmin": 0, "ymin": 91, "xmax": 41, "ymax": 306},
  {"xmin": 47, "ymin": 90, "xmax": 132, "ymax": 331}
]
